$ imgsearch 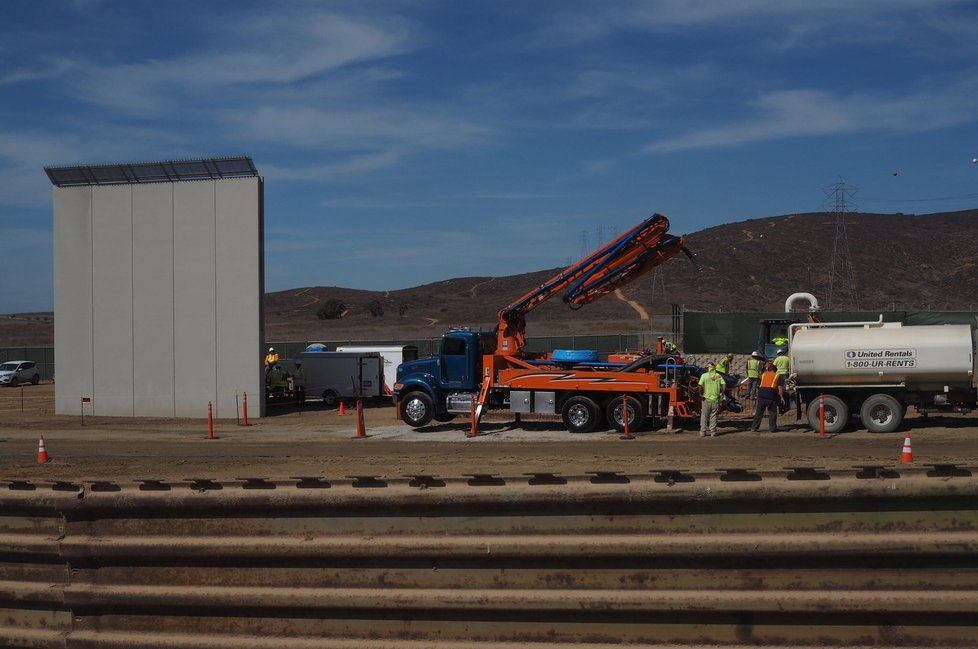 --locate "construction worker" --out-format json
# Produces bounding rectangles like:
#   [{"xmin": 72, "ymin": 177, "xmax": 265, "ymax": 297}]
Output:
[
  {"xmin": 663, "ymin": 340, "xmax": 678, "ymax": 354},
  {"xmin": 716, "ymin": 352, "xmax": 734, "ymax": 375},
  {"xmin": 264, "ymin": 347, "xmax": 279, "ymax": 368},
  {"xmin": 293, "ymin": 359, "xmax": 306, "ymax": 403},
  {"xmin": 698, "ymin": 362, "xmax": 725, "ymax": 437},
  {"xmin": 746, "ymin": 351, "xmax": 763, "ymax": 400},
  {"xmin": 772, "ymin": 335, "xmax": 789, "ymax": 347},
  {"xmin": 773, "ymin": 348, "xmax": 790, "ymax": 379},
  {"xmin": 751, "ymin": 361, "xmax": 784, "ymax": 432}
]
